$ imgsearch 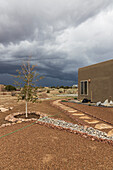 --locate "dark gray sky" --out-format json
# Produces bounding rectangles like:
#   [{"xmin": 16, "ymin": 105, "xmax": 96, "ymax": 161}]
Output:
[{"xmin": 0, "ymin": 0, "xmax": 113, "ymax": 86}]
